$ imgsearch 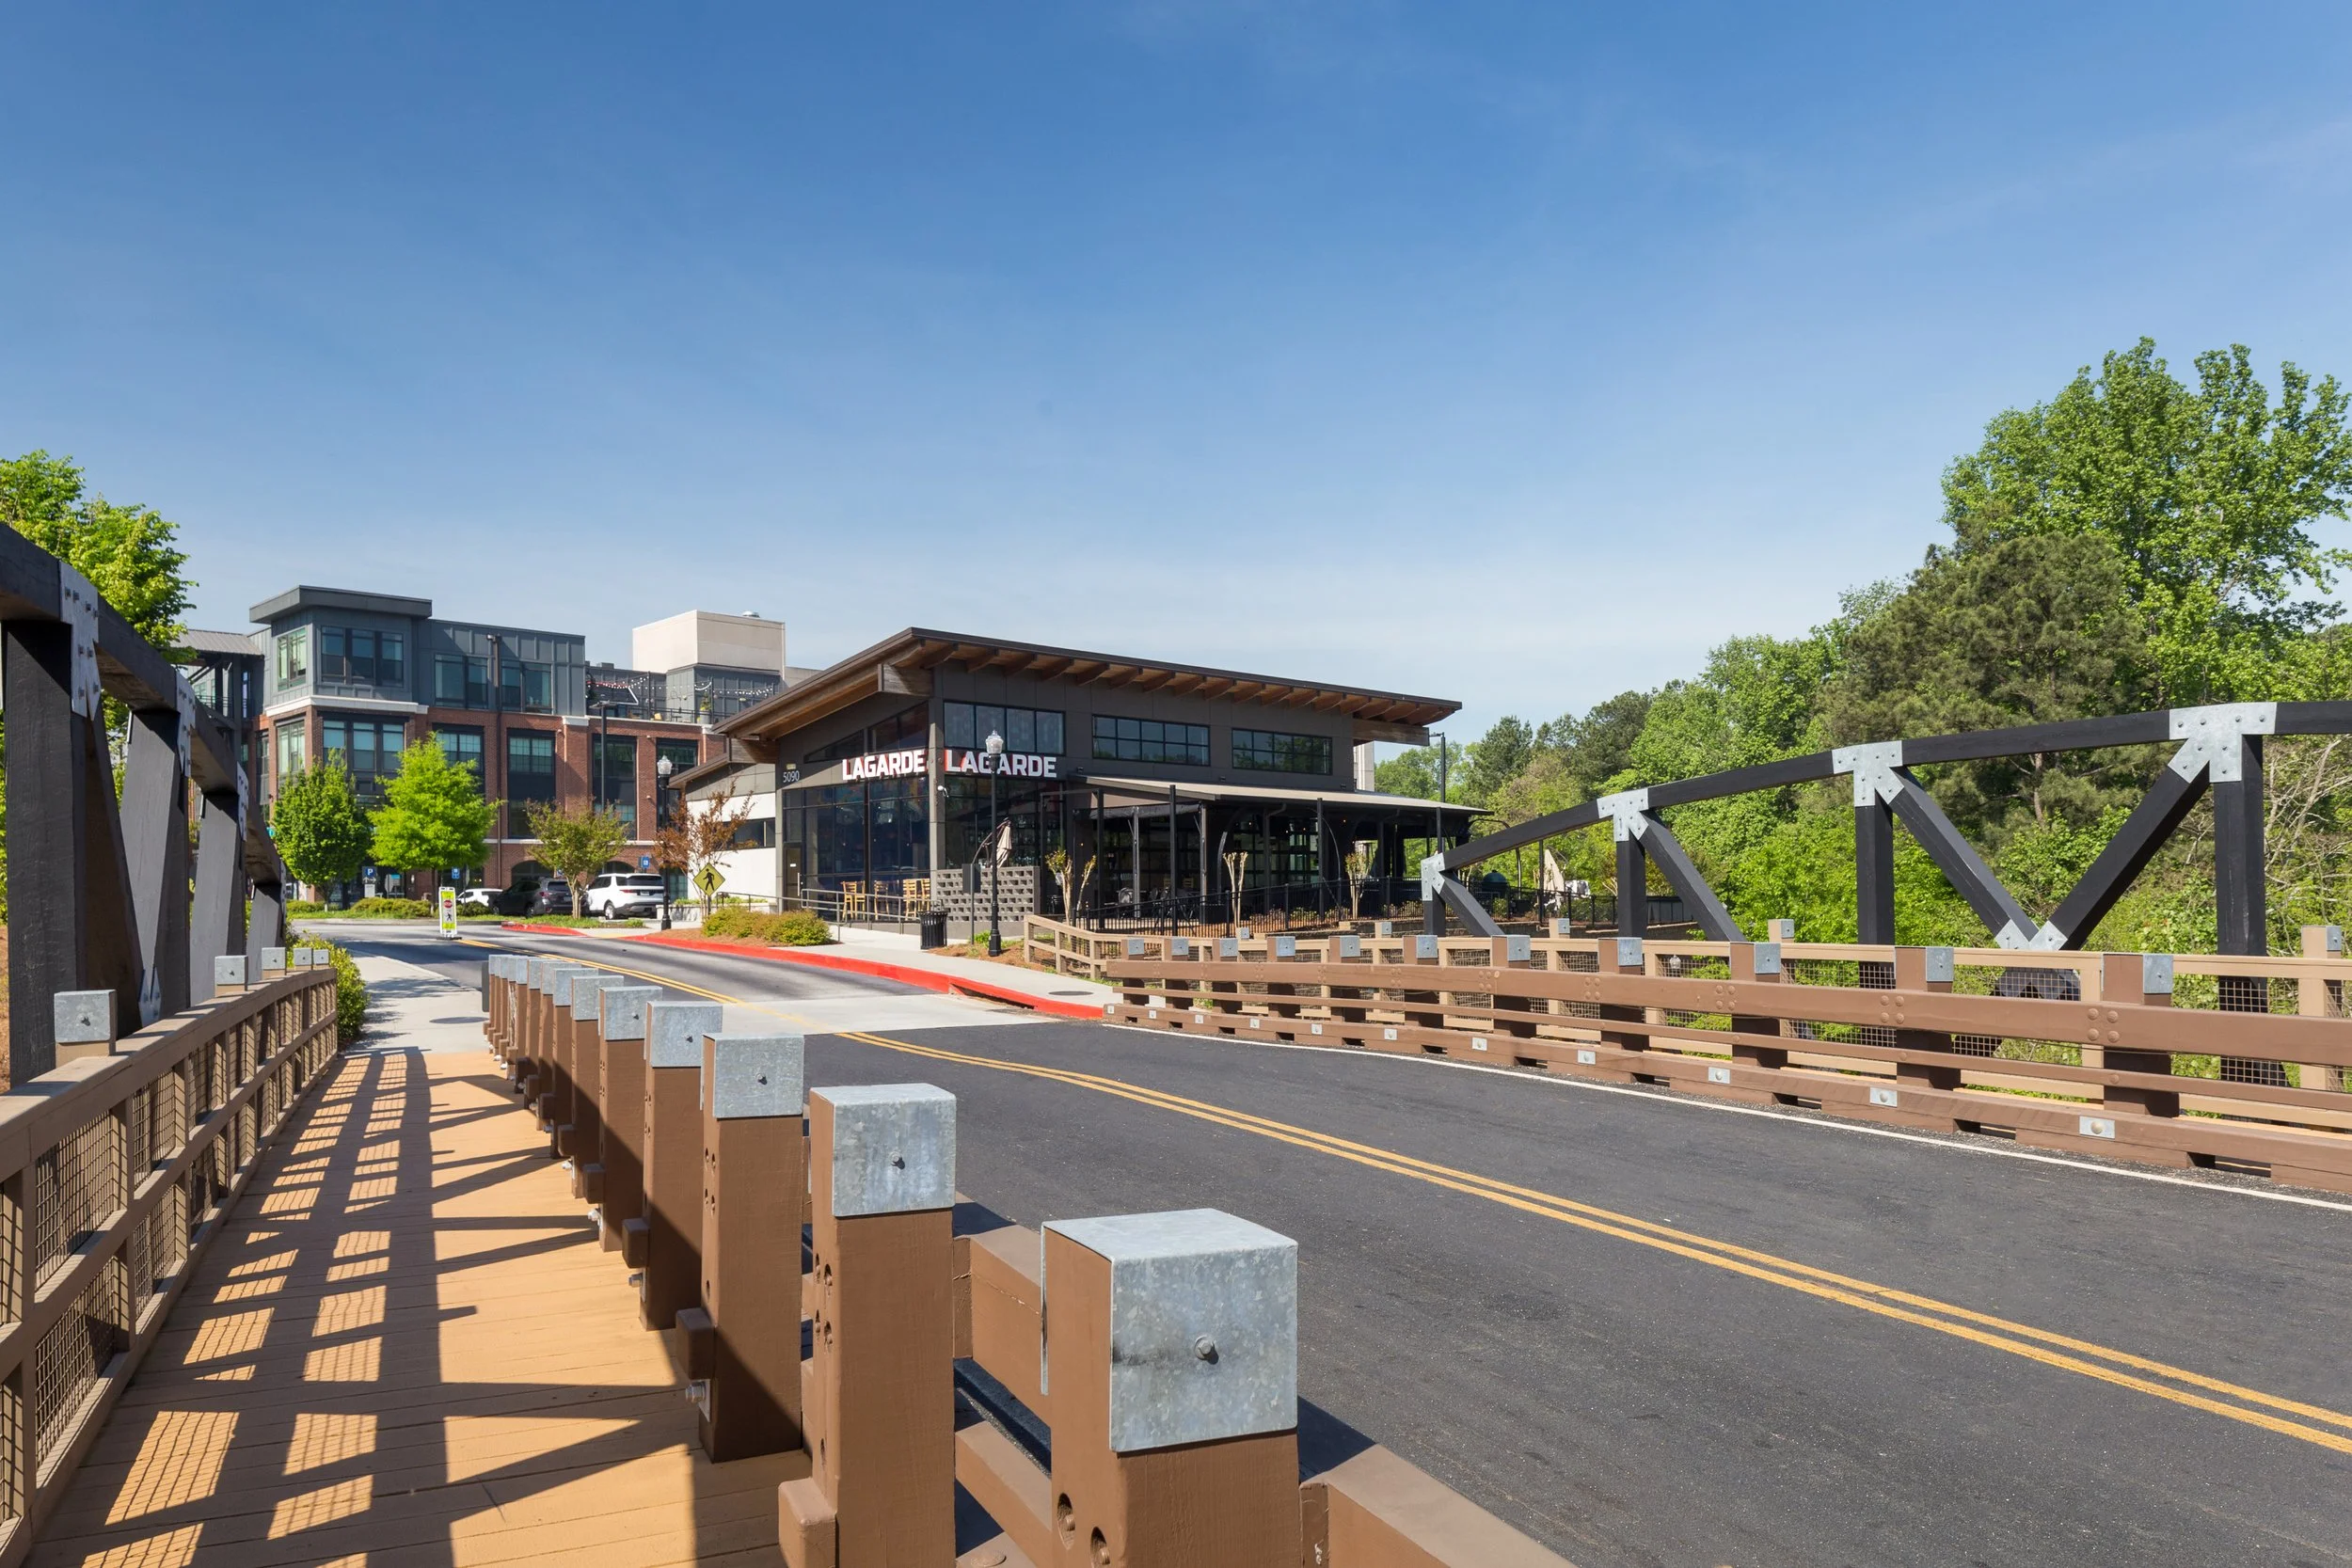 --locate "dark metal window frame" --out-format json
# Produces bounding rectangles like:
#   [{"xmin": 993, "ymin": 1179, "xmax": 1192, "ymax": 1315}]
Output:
[
  {"xmin": 1232, "ymin": 728, "xmax": 1333, "ymax": 775},
  {"xmin": 1091, "ymin": 715, "xmax": 1209, "ymax": 767}
]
